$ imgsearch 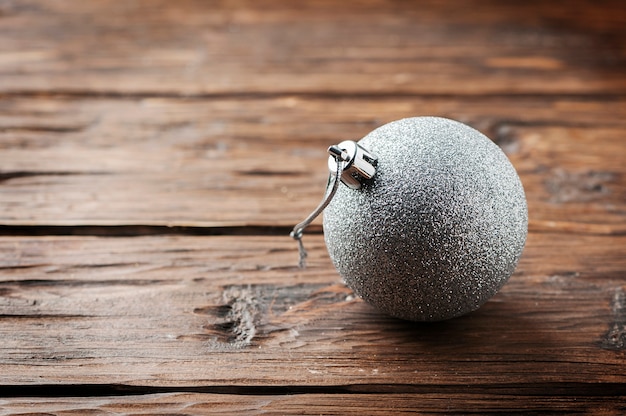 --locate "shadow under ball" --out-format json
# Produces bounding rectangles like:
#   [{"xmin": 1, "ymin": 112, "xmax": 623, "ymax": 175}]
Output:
[{"xmin": 323, "ymin": 117, "xmax": 528, "ymax": 321}]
